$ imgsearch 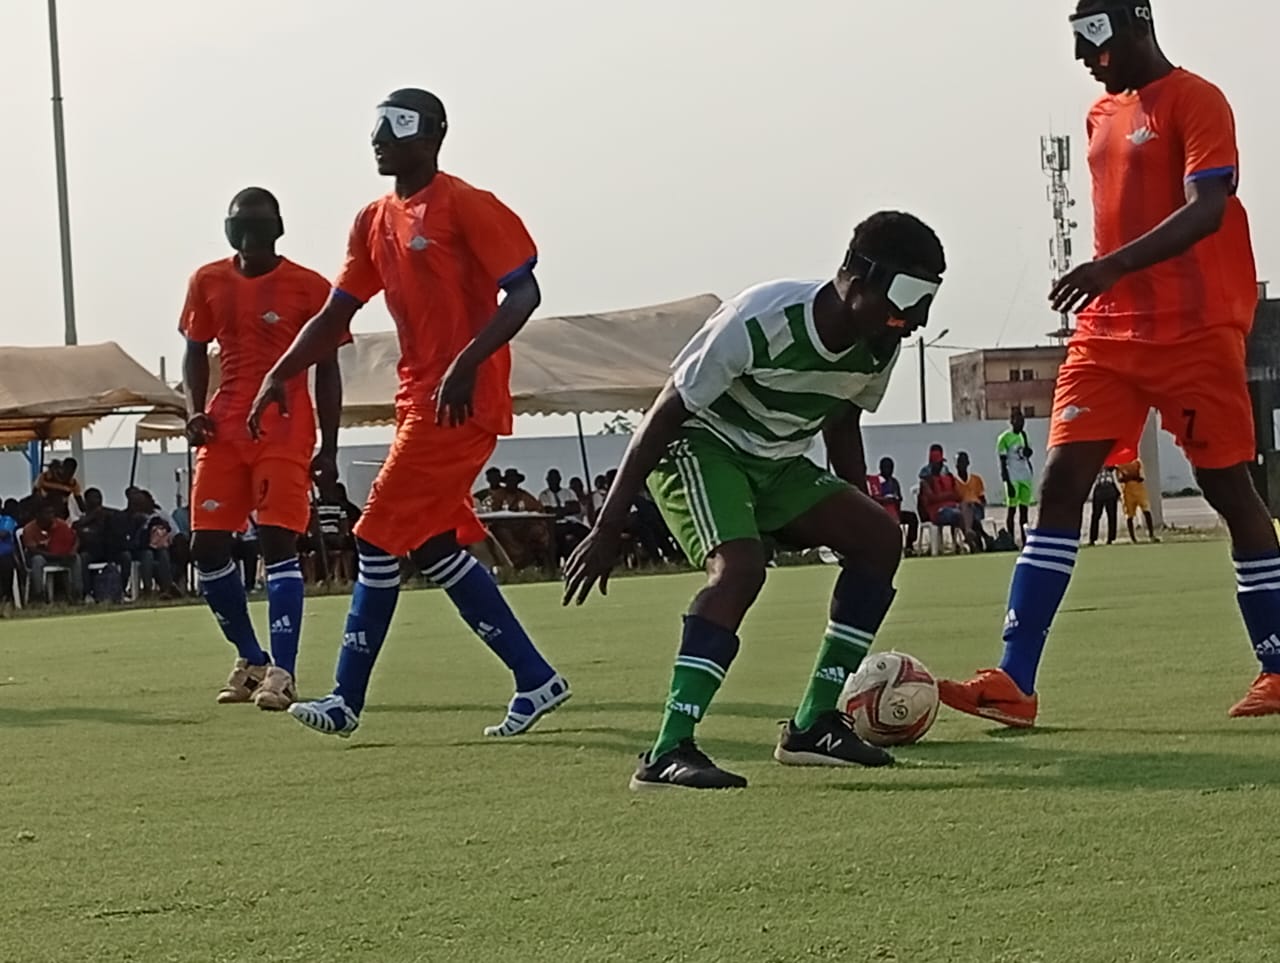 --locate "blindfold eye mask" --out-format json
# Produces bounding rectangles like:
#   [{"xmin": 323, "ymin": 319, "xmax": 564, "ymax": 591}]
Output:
[
  {"xmin": 371, "ymin": 104, "xmax": 446, "ymax": 142},
  {"xmin": 843, "ymin": 251, "xmax": 942, "ymax": 330}
]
